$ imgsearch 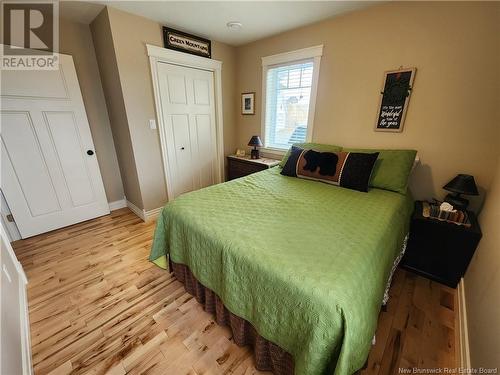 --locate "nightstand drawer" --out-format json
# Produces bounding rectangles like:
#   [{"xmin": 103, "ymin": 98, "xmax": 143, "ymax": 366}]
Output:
[
  {"xmin": 228, "ymin": 160, "xmax": 266, "ymax": 180},
  {"xmin": 227, "ymin": 155, "xmax": 280, "ymax": 180}
]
